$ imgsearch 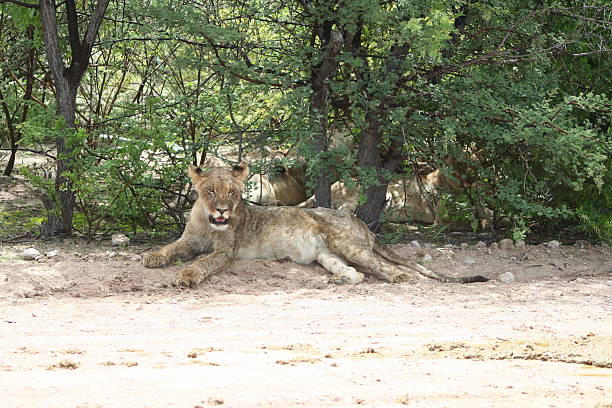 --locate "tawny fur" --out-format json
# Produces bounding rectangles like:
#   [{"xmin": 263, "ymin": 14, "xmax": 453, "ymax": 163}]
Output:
[{"xmin": 143, "ymin": 163, "xmax": 488, "ymax": 287}]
